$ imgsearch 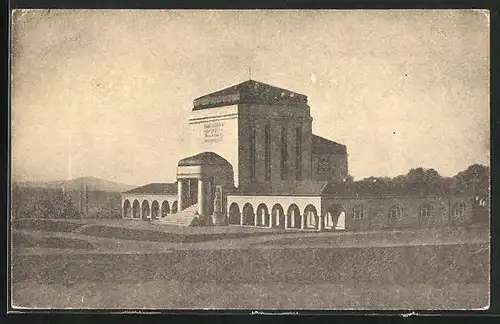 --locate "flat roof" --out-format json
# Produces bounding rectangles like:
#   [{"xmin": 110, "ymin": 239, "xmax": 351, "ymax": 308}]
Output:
[{"xmin": 193, "ymin": 80, "xmax": 308, "ymax": 110}]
